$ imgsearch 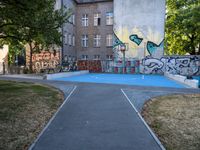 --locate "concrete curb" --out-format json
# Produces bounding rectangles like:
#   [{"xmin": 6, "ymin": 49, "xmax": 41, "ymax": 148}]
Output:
[
  {"xmin": 121, "ymin": 89, "xmax": 166, "ymax": 150},
  {"xmin": 165, "ymin": 72, "xmax": 199, "ymax": 88},
  {"xmin": 29, "ymin": 86, "xmax": 77, "ymax": 150},
  {"xmin": 45, "ymin": 70, "xmax": 89, "ymax": 80}
]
